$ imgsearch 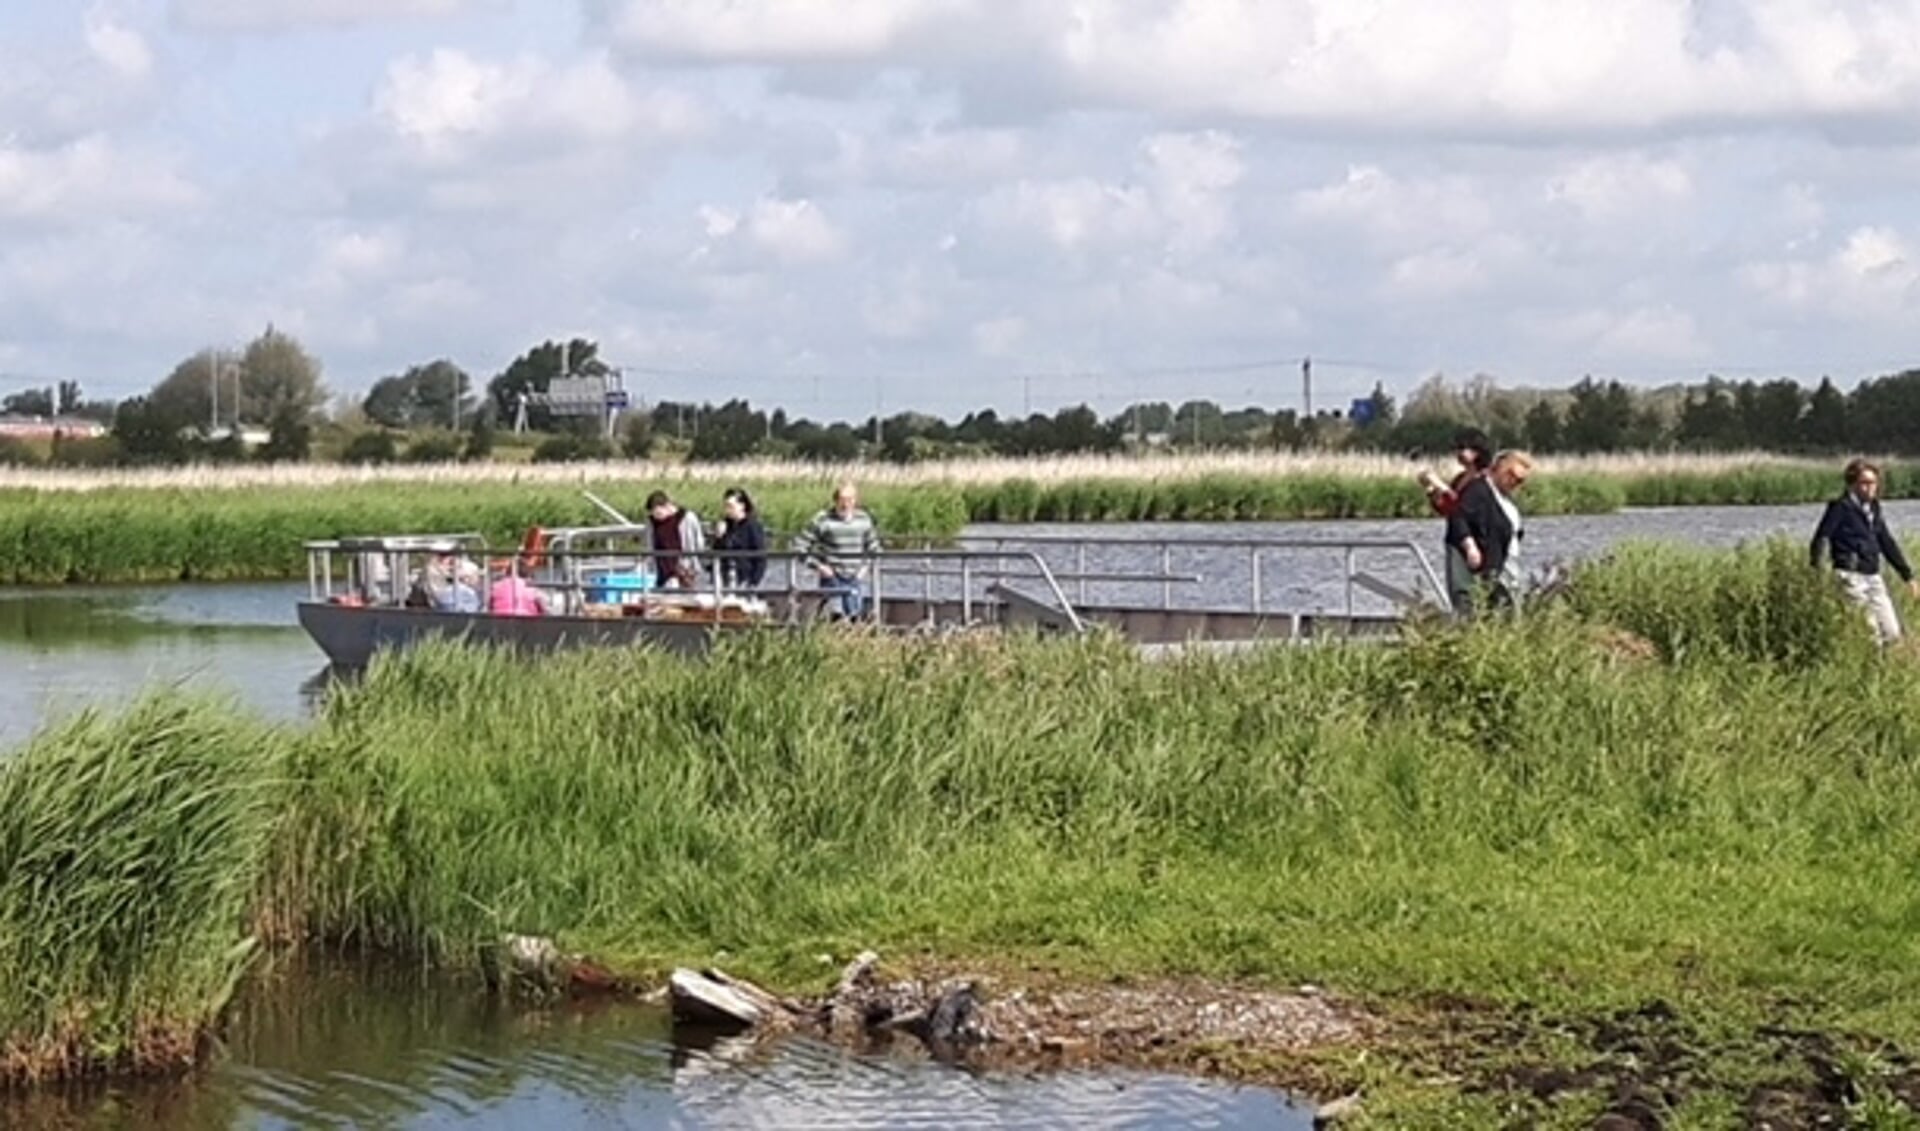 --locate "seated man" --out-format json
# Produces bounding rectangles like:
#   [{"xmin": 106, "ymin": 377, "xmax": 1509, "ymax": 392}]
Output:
[{"xmin": 790, "ymin": 482, "xmax": 881, "ymax": 620}]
